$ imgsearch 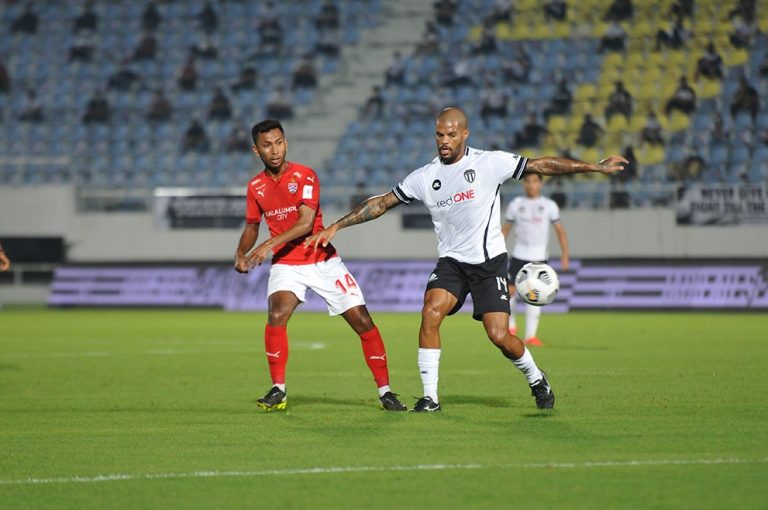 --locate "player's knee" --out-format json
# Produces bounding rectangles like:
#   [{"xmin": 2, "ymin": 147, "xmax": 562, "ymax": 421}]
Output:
[
  {"xmin": 421, "ymin": 304, "xmax": 446, "ymax": 327},
  {"xmin": 268, "ymin": 307, "xmax": 291, "ymax": 326},
  {"xmin": 486, "ymin": 325, "xmax": 509, "ymax": 347}
]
